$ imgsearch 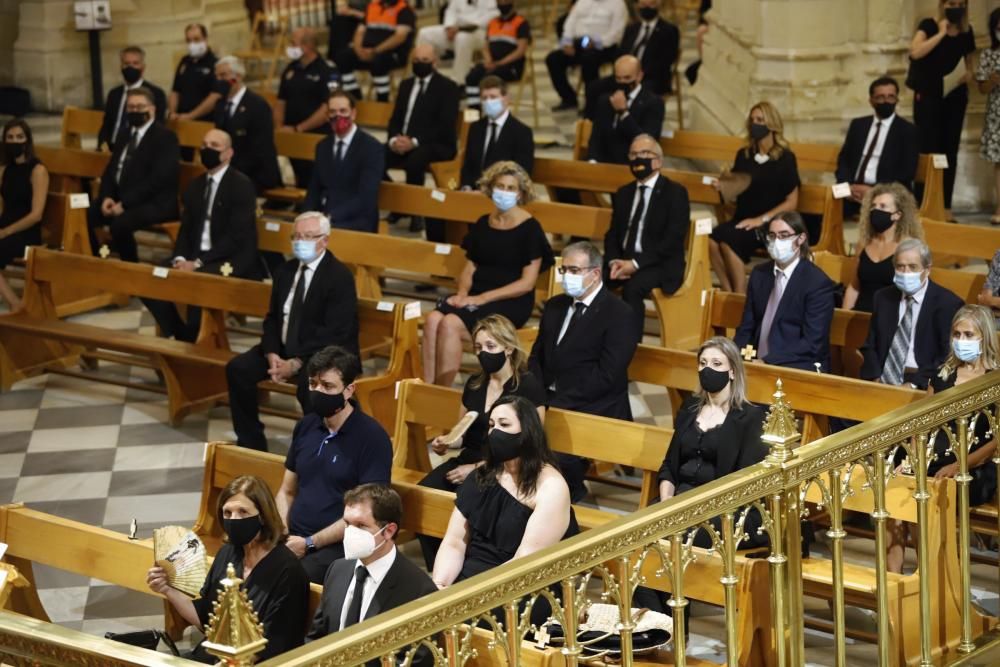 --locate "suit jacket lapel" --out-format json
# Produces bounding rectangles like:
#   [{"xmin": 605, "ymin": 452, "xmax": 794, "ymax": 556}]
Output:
[
  {"xmin": 560, "ymin": 288, "xmax": 605, "ymax": 347},
  {"xmin": 771, "ymin": 260, "xmax": 804, "ymax": 324},
  {"xmin": 328, "ymin": 565, "xmax": 354, "ymax": 629},
  {"xmin": 365, "ymin": 557, "xmax": 403, "ymax": 620}
]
